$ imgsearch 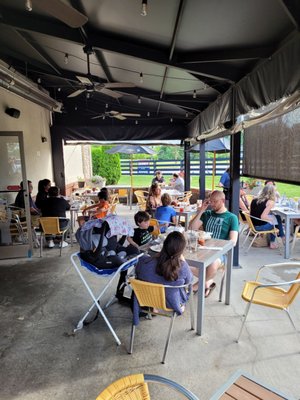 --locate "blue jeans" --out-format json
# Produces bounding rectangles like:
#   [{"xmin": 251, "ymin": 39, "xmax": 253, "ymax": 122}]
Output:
[{"xmin": 255, "ymin": 215, "xmax": 284, "ymax": 242}]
